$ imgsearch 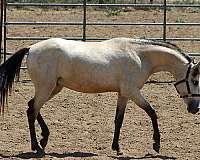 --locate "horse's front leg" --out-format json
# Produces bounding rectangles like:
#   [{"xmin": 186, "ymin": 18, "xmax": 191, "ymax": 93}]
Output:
[
  {"xmin": 27, "ymin": 99, "xmax": 43, "ymax": 153},
  {"xmin": 112, "ymin": 95, "xmax": 128, "ymax": 155},
  {"xmin": 131, "ymin": 90, "xmax": 160, "ymax": 153},
  {"xmin": 144, "ymin": 106, "xmax": 160, "ymax": 153},
  {"xmin": 37, "ymin": 113, "xmax": 49, "ymax": 150}
]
